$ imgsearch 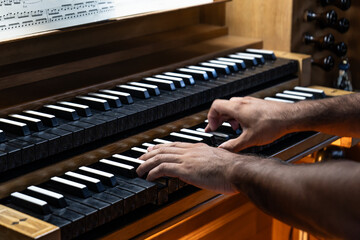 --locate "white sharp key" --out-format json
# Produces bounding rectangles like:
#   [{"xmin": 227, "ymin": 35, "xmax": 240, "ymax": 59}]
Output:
[
  {"xmin": 9, "ymin": 114, "xmax": 41, "ymax": 123},
  {"xmin": 142, "ymin": 143, "xmax": 155, "ymax": 148},
  {"xmin": 180, "ymin": 128, "xmax": 213, "ymax": 138},
  {"xmin": 264, "ymin": 97, "xmax": 295, "ymax": 103},
  {"xmin": 153, "ymin": 138, "xmax": 172, "ymax": 144},
  {"xmin": 27, "ymin": 186, "xmax": 64, "ymax": 200},
  {"xmin": 99, "ymin": 159, "xmax": 135, "ymax": 170},
  {"xmin": 79, "ymin": 166, "xmax": 115, "ymax": 178},
  {"xmin": 275, "ymin": 93, "xmax": 306, "ymax": 101},
  {"xmin": 170, "ymin": 132, "xmax": 203, "ymax": 142},
  {"xmin": 112, "ymin": 154, "xmax": 144, "ymax": 165},
  {"xmin": 131, "ymin": 147, "xmax": 147, "ymax": 153},
  {"xmin": 65, "ymin": 171, "xmax": 101, "ymax": 184},
  {"xmin": 11, "ymin": 192, "xmax": 48, "ymax": 206}
]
